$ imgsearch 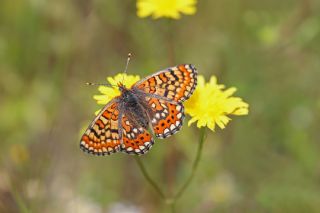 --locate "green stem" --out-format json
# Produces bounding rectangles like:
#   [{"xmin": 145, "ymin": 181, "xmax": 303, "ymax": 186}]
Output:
[
  {"xmin": 173, "ymin": 128, "xmax": 207, "ymax": 200},
  {"xmin": 134, "ymin": 127, "xmax": 207, "ymax": 212},
  {"xmin": 134, "ymin": 156, "xmax": 166, "ymax": 200}
]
